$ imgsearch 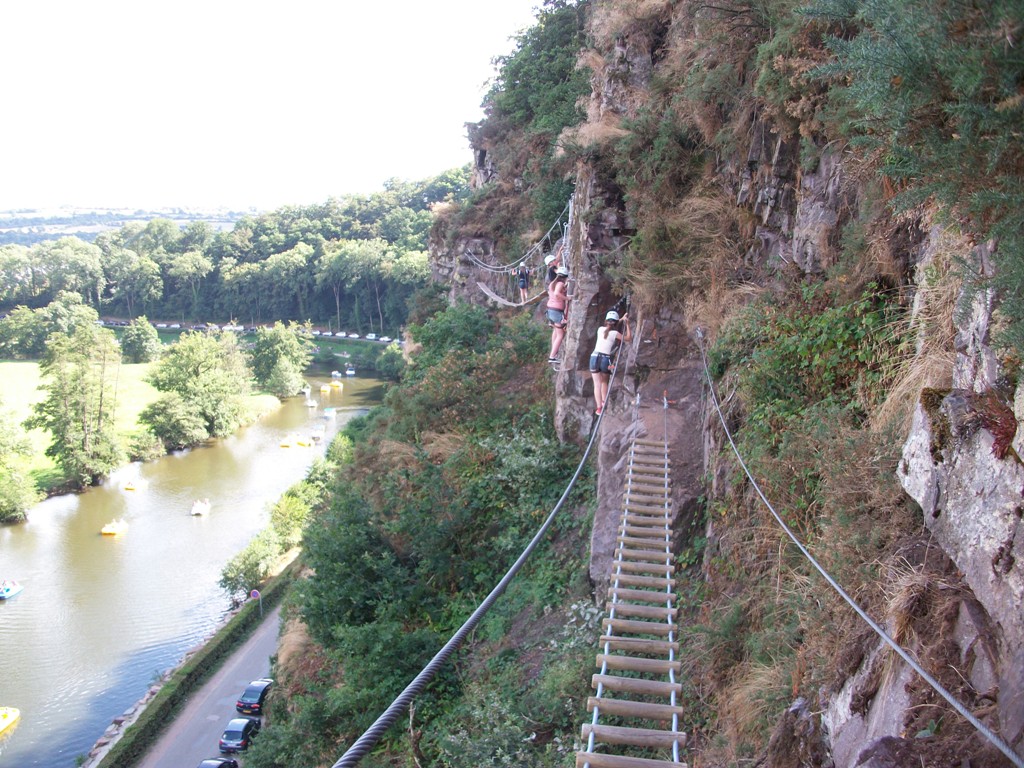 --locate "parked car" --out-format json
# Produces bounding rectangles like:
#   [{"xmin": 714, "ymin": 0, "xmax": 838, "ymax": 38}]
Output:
[
  {"xmin": 197, "ymin": 759, "xmax": 239, "ymax": 768},
  {"xmin": 348, "ymin": 333, "xmax": 360, "ymax": 338},
  {"xmin": 365, "ymin": 333, "xmax": 377, "ymax": 340},
  {"xmin": 235, "ymin": 677, "xmax": 273, "ymax": 715},
  {"xmin": 379, "ymin": 336, "xmax": 392, "ymax": 343},
  {"xmin": 219, "ymin": 716, "xmax": 260, "ymax": 753}
]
